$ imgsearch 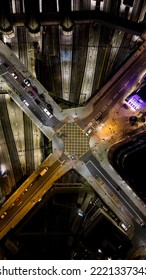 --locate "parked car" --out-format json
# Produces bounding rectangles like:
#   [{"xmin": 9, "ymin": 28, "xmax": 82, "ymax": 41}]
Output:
[
  {"xmin": 15, "ymin": 195, "xmax": 22, "ymax": 202},
  {"xmin": 28, "ymin": 91, "xmax": 34, "ymax": 97},
  {"xmin": 1, "ymin": 211, "xmax": 7, "ymax": 219},
  {"xmin": 11, "ymin": 72, "xmax": 17, "ymax": 79},
  {"xmin": 23, "ymin": 79, "xmax": 31, "ymax": 87},
  {"xmin": 3, "ymin": 62, "xmax": 9, "ymax": 69},
  {"xmin": 43, "ymin": 108, "xmax": 53, "ymax": 118},
  {"xmin": 34, "ymin": 99, "xmax": 41, "ymax": 105},
  {"xmin": 23, "ymin": 100, "xmax": 29, "ymax": 107}
]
